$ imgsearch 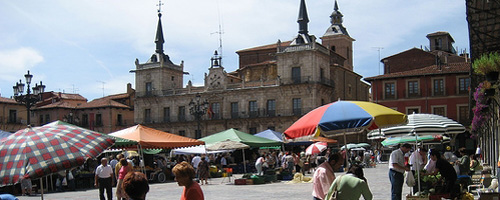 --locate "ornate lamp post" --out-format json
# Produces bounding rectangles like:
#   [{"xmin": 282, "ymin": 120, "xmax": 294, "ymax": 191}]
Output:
[
  {"xmin": 189, "ymin": 94, "xmax": 208, "ymax": 139},
  {"xmin": 13, "ymin": 70, "xmax": 45, "ymax": 126}
]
